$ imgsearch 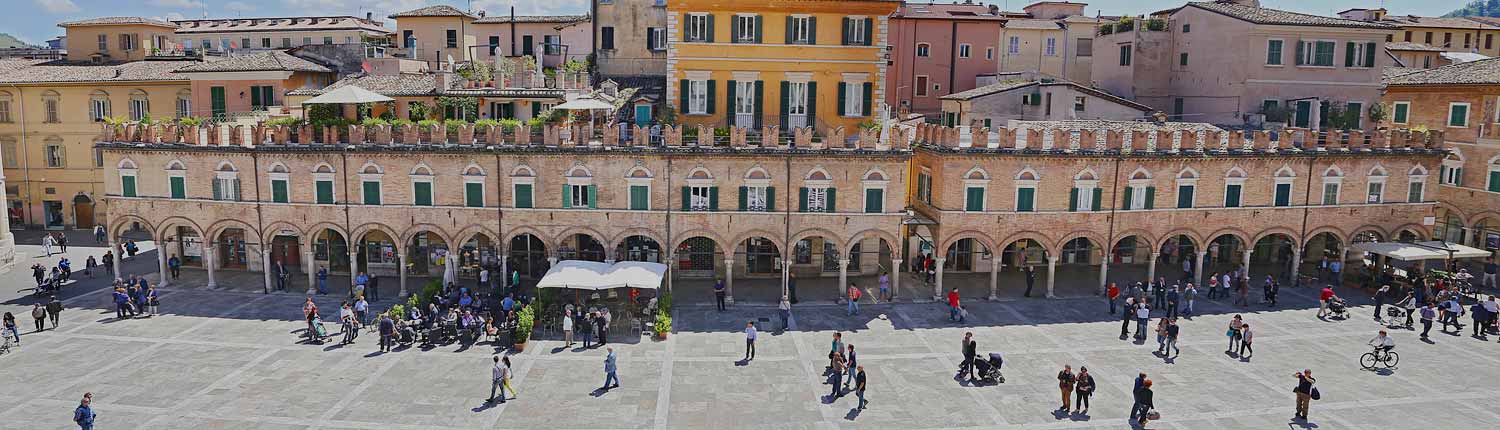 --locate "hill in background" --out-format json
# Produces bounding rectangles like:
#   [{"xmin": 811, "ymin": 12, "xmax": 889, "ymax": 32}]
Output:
[
  {"xmin": 0, "ymin": 33, "xmax": 34, "ymax": 49},
  {"xmin": 1446, "ymin": 0, "xmax": 1500, "ymax": 17}
]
